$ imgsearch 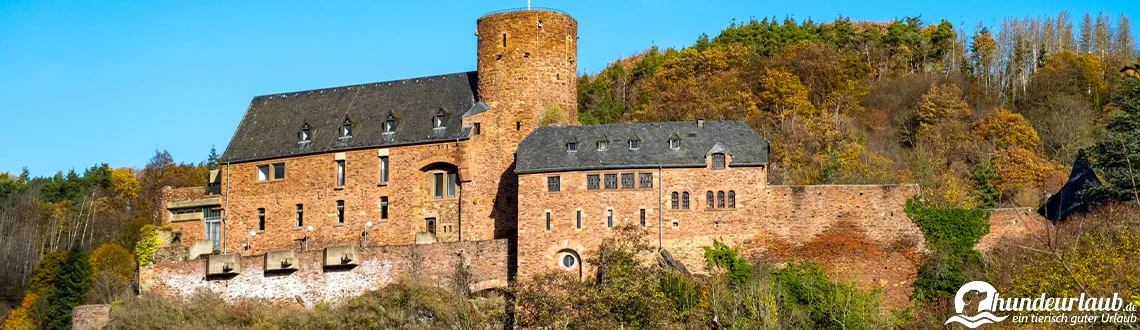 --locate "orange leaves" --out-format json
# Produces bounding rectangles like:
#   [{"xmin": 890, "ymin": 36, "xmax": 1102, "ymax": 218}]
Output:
[{"xmin": 915, "ymin": 84, "xmax": 971, "ymax": 129}]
